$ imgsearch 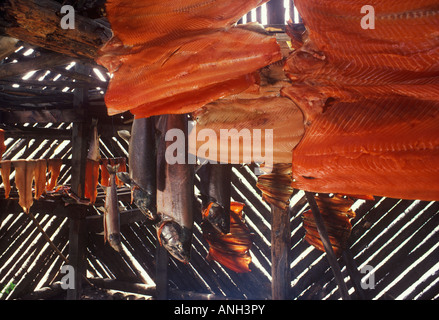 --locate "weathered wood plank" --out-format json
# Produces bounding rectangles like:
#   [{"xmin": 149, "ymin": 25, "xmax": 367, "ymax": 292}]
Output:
[
  {"xmin": 1, "ymin": 0, "xmax": 111, "ymax": 59},
  {"xmin": 271, "ymin": 203, "xmax": 291, "ymax": 300},
  {"xmin": 0, "ymin": 108, "xmax": 84, "ymax": 124}
]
